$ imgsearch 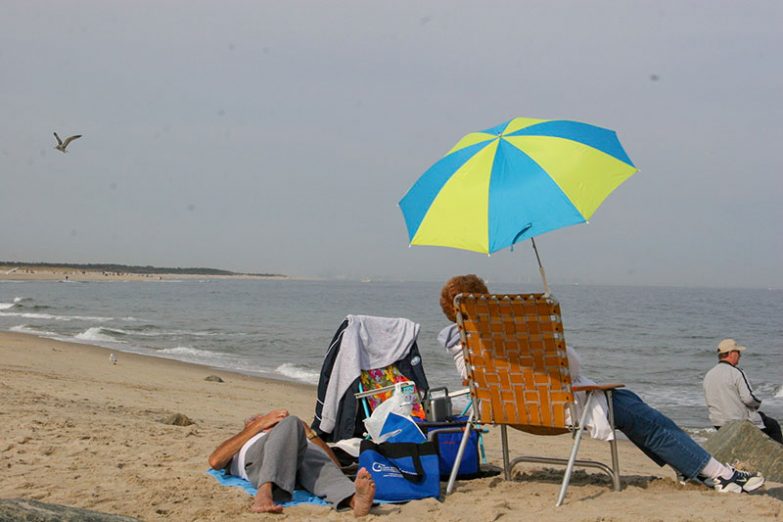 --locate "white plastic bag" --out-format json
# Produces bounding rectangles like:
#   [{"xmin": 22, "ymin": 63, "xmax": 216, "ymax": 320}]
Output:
[{"xmin": 363, "ymin": 381, "xmax": 415, "ymax": 443}]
